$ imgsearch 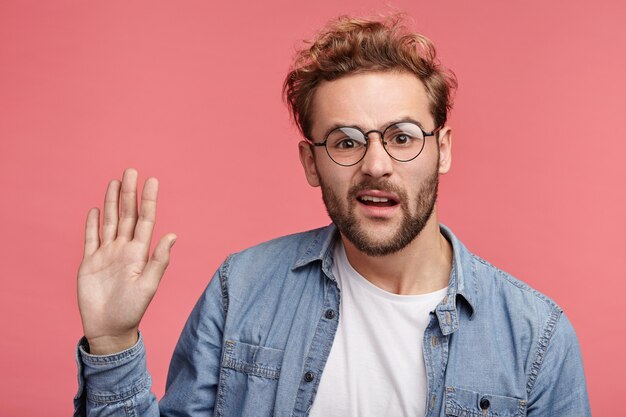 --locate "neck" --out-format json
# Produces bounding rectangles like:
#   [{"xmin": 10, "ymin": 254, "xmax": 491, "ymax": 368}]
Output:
[{"xmin": 340, "ymin": 211, "xmax": 452, "ymax": 295}]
